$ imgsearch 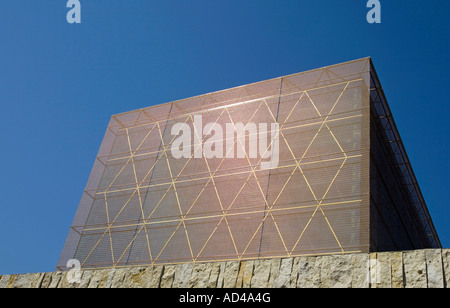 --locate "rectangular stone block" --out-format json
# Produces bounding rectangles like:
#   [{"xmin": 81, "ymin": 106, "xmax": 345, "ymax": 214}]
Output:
[
  {"xmin": 403, "ymin": 250, "xmax": 427, "ymax": 288},
  {"xmin": 0, "ymin": 275, "xmax": 12, "ymax": 288},
  {"xmin": 296, "ymin": 256, "xmax": 321, "ymax": 288},
  {"xmin": 189, "ymin": 263, "xmax": 212, "ymax": 288},
  {"xmin": 235, "ymin": 260, "xmax": 254, "ymax": 288},
  {"xmin": 351, "ymin": 253, "xmax": 369, "ymax": 288},
  {"xmin": 77, "ymin": 270, "xmax": 94, "ymax": 288},
  {"xmin": 320, "ymin": 254, "xmax": 353, "ymax": 288},
  {"xmin": 242, "ymin": 260, "xmax": 254, "ymax": 288},
  {"xmin": 110, "ymin": 268, "xmax": 127, "ymax": 288},
  {"xmin": 86, "ymin": 269, "xmax": 114, "ymax": 288},
  {"xmin": 207, "ymin": 262, "xmax": 221, "ymax": 288},
  {"xmin": 222, "ymin": 261, "xmax": 240, "ymax": 288},
  {"xmin": 173, "ymin": 263, "xmax": 193, "ymax": 288},
  {"xmin": 251, "ymin": 259, "xmax": 271, "ymax": 288},
  {"xmin": 48, "ymin": 272, "xmax": 63, "ymax": 288},
  {"xmin": 119, "ymin": 266, "xmax": 163, "ymax": 288},
  {"xmin": 216, "ymin": 262, "xmax": 226, "ymax": 288},
  {"xmin": 267, "ymin": 259, "xmax": 281, "ymax": 288},
  {"xmin": 290, "ymin": 257, "xmax": 300, "ymax": 287},
  {"xmin": 390, "ymin": 252, "xmax": 404, "ymax": 288},
  {"xmin": 160, "ymin": 265, "xmax": 176, "ymax": 288},
  {"xmin": 271, "ymin": 258, "xmax": 292, "ymax": 288},
  {"xmin": 425, "ymin": 249, "xmax": 444, "ymax": 288}
]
